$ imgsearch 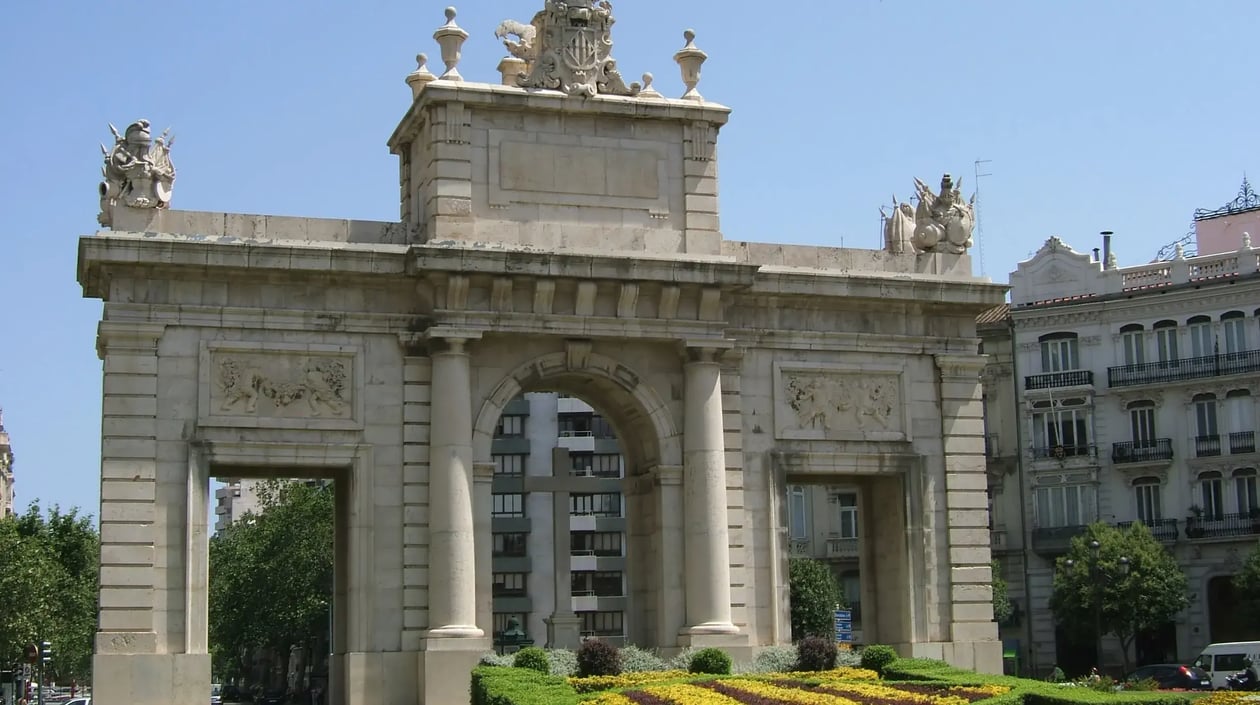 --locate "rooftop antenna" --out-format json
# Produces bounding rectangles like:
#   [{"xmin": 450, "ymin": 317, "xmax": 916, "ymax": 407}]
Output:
[{"xmin": 974, "ymin": 159, "xmax": 993, "ymax": 277}]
